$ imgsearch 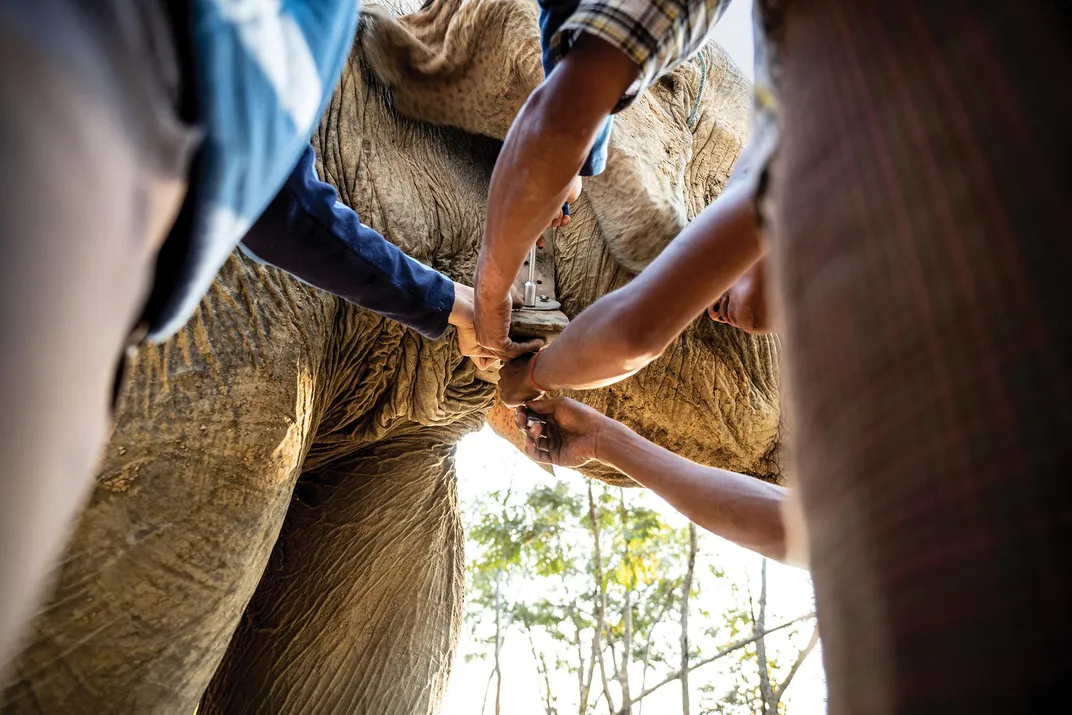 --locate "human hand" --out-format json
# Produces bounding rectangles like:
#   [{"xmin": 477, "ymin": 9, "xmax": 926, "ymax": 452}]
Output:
[
  {"xmin": 512, "ymin": 397, "xmax": 610, "ymax": 467},
  {"xmin": 498, "ymin": 351, "xmax": 544, "ymax": 408},
  {"xmin": 449, "ymin": 282, "xmax": 500, "ymax": 370},
  {"xmin": 473, "ymin": 271, "xmax": 544, "ymax": 361},
  {"xmin": 548, "ymin": 175, "xmax": 583, "ymax": 229}
]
